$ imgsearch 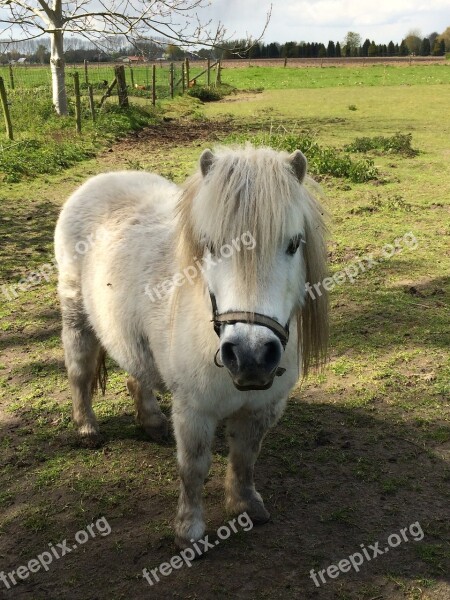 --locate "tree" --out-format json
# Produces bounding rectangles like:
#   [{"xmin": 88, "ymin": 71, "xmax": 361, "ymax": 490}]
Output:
[
  {"xmin": 404, "ymin": 29, "xmax": 422, "ymax": 55},
  {"xmin": 368, "ymin": 42, "xmax": 377, "ymax": 57},
  {"xmin": 420, "ymin": 38, "xmax": 431, "ymax": 56},
  {"xmin": 387, "ymin": 41, "xmax": 395, "ymax": 56},
  {"xmin": 0, "ymin": 0, "xmax": 270, "ymax": 115},
  {"xmin": 335, "ymin": 42, "xmax": 341, "ymax": 58},
  {"xmin": 438, "ymin": 26, "xmax": 450, "ymax": 52},
  {"xmin": 327, "ymin": 40, "xmax": 335, "ymax": 57},
  {"xmin": 361, "ymin": 38, "xmax": 370, "ymax": 57},
  {"xmin": 267, "ymin": 42, "xmax": 280, "ymax": 59},
  {"xmin": 432, "ymin": 38, "xmax": 446, "ymax": 56},
  {"xmin": 344, "ymin": 31, "xmax": 361, "ymax": 56},
  {"xmin": 399, "ymin": 40, "xmax": 409, "ymax": 56},
  {"xmin": 248, "ymin": 43, "xmax": 262, "ymax": 59},
  {"xmin": 35, "ymin": 43, "xmax": 50, "ymax": 64},
  {"xmin": 428, "ymin": 32, "xmax": 439, "ymax": 51},
  {"xmin": 282, "ymin": 41, "xmax": 298, "ymax": 58},
  {"xmin": 166, "ymin": 44, "xmax": 185, "ymax": 61}
]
